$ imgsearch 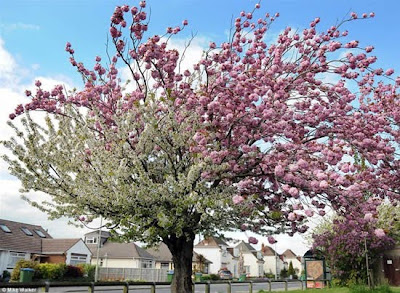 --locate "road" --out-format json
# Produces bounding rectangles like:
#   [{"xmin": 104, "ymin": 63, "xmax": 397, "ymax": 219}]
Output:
[{"xmin": 45, "ymin": 281, "xmax": 304, "ymax": 293}]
